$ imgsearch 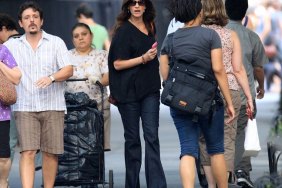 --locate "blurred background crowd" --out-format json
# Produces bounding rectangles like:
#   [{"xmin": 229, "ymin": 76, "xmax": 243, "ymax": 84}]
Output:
[{"xmin": 247, "ymin": 0, "xmax": 282, "ymax": 93}]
